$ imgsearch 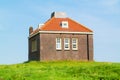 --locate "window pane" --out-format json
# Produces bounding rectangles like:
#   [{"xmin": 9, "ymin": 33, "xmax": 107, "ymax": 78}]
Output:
[
  {"xmin": 56, "ymin": 38, "xmax": 61, "ymax": 50},
  {"xmin": 32, "ymin": 39, "xmax": 37, "ymax": 52},
  {"xmin": 73, "ymin": 44, "xmax": 76, "ymax": 48},
  {"xmin": 65, "ymin": 39, "xmax": 68, "ymax": 43},
  {"xmin": 56, "ymin": 44, "xmax": 60, "ymax": 49},
  {"xmin": 63, "ymin": 23, "xmax": 67, "ymax": 26},
  {"xmin": 64, "ymin": 38, "xmax": 70, "ymax": 50},
  {"xmin": 73, "ymin": 39, "xmax": 76, "ymax": 43},
  {"xmin": 65, "ymin": 44, "xmax": 69, "ymax": 48},
  {"xmin": 72, "ymin": 38, "xmax": 78, "ymax": 50},
  {"xmin": 57, "ymin": 38, "xmax": 60, "ymax": 43}
]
